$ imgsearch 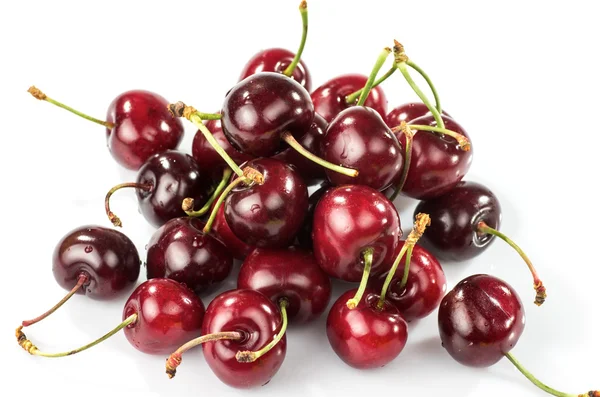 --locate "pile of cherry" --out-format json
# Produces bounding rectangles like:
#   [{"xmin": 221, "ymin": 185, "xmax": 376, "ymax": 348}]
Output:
[{"xmin": 17, "ymin": 2, "xmax": 597, "ymax": 395}]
